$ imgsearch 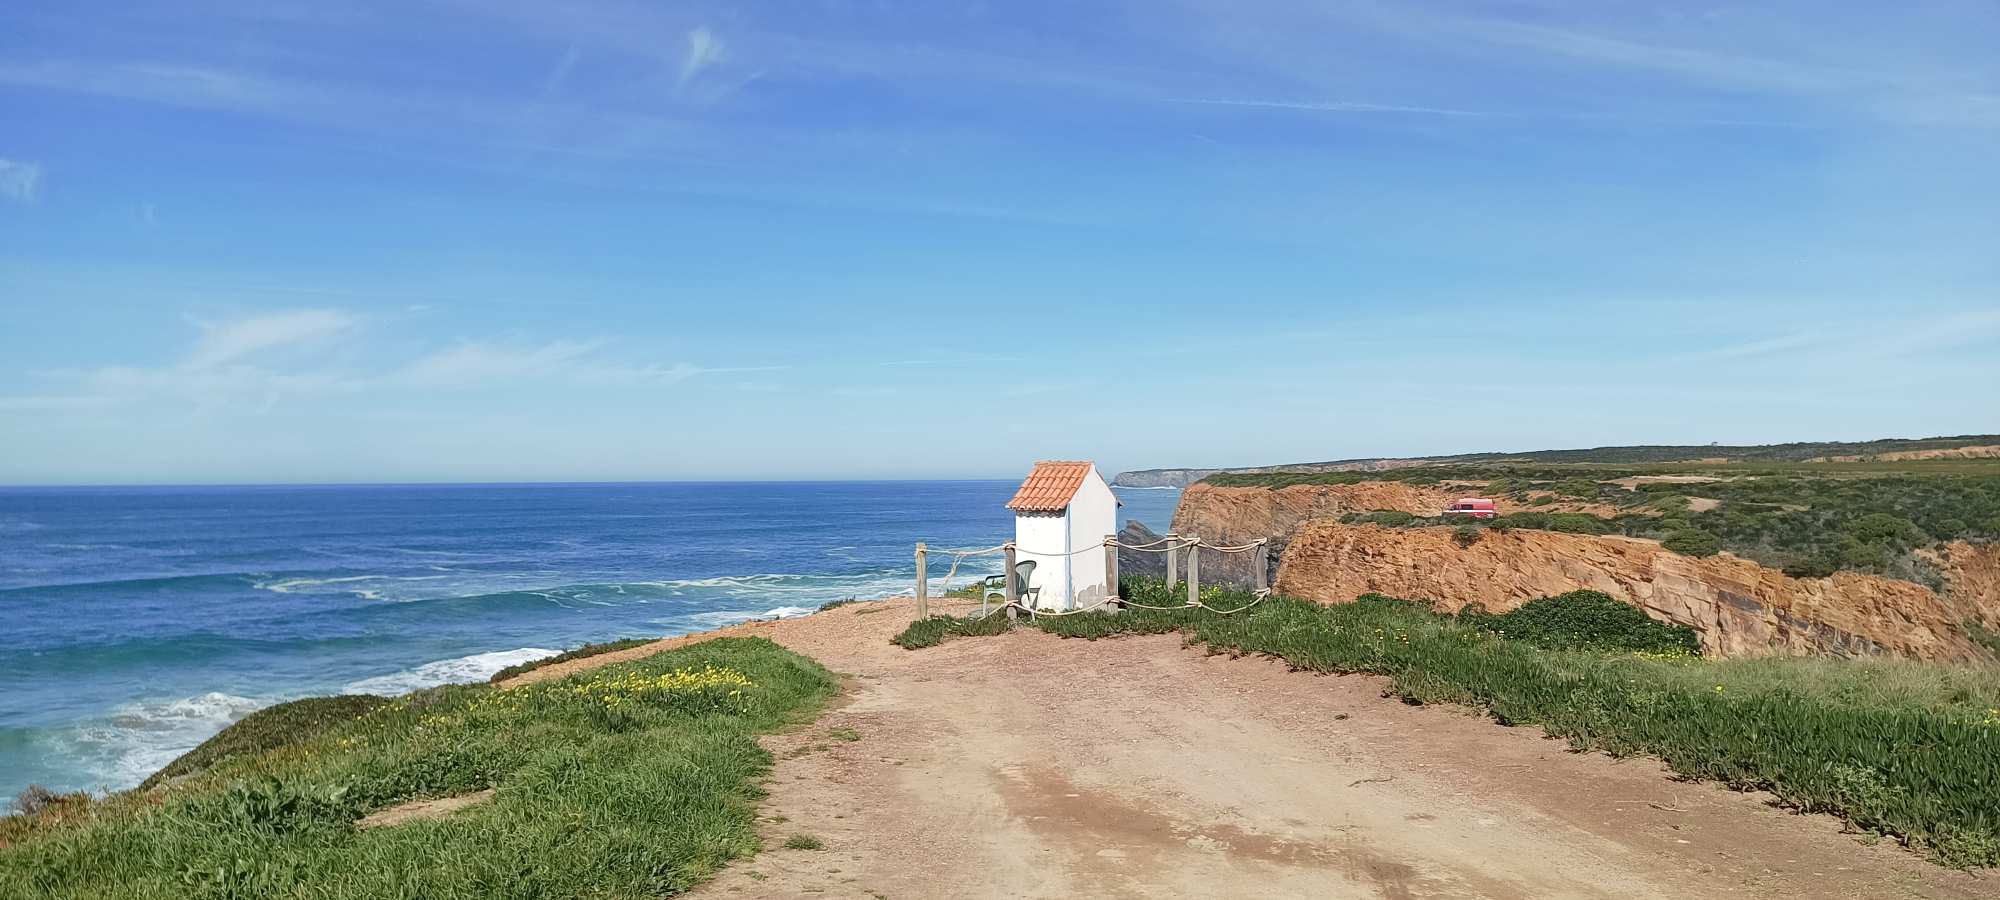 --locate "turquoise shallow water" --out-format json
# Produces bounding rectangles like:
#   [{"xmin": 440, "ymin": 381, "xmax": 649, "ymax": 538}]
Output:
[{"xmin": 0, "ymin": 481, "xmax": 1177, "ymax": 798}]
